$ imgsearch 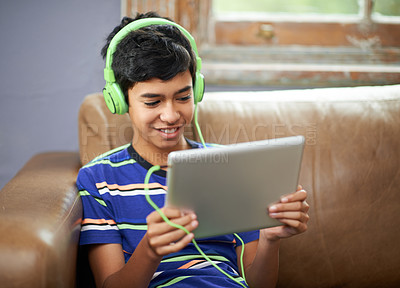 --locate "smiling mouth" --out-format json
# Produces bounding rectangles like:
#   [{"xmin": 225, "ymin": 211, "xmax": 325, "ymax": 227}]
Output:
[{"xmin": 159, "ymin": 128, "xmax": 179, "ymax": 134}]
